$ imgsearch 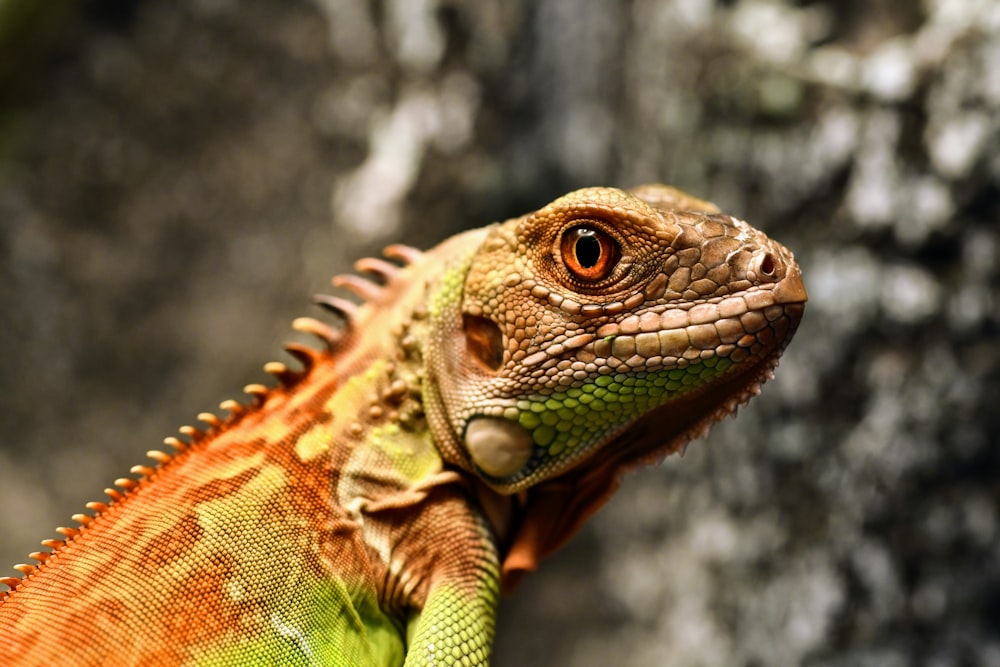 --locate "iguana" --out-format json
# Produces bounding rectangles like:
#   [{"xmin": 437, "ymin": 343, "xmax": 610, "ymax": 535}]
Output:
[{"xmin": 0, "ymin": 185, "xmax": 806, "ymax": 666}]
